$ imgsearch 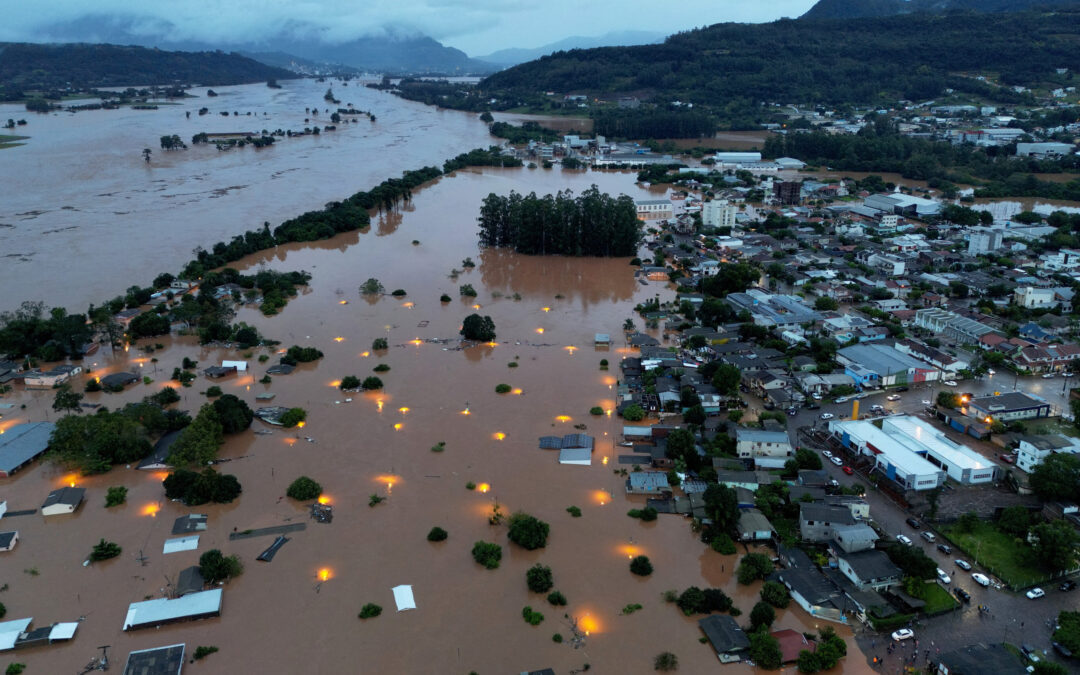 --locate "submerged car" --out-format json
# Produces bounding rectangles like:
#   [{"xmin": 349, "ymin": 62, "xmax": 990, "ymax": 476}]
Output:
[{"xmin": 943, "ymin": 380, "xmax": 958, "ymax": 386}]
